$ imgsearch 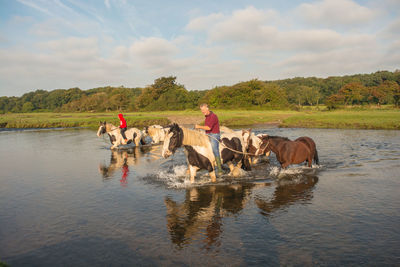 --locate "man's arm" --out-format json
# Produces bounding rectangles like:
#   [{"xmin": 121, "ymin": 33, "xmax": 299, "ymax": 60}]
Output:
[{"xmin": 195, "ymin": 125, "xmax": 211, "ymax": 131}]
